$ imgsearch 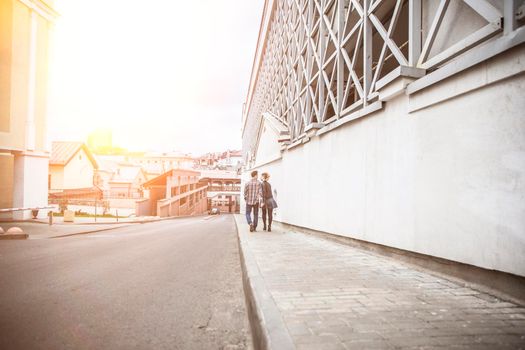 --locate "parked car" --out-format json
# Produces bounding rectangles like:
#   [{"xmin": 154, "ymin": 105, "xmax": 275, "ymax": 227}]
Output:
[{"xmin": 209, "ymin": 208, "xmax": 220, "ymax": 215}]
